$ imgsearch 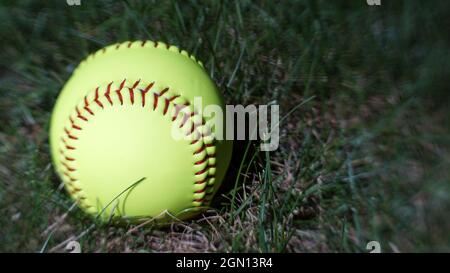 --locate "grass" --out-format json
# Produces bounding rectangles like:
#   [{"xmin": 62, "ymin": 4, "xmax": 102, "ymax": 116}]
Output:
[{"xmin": 1, "ymin": 0, "xmax": 449, "ymax": 252}]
